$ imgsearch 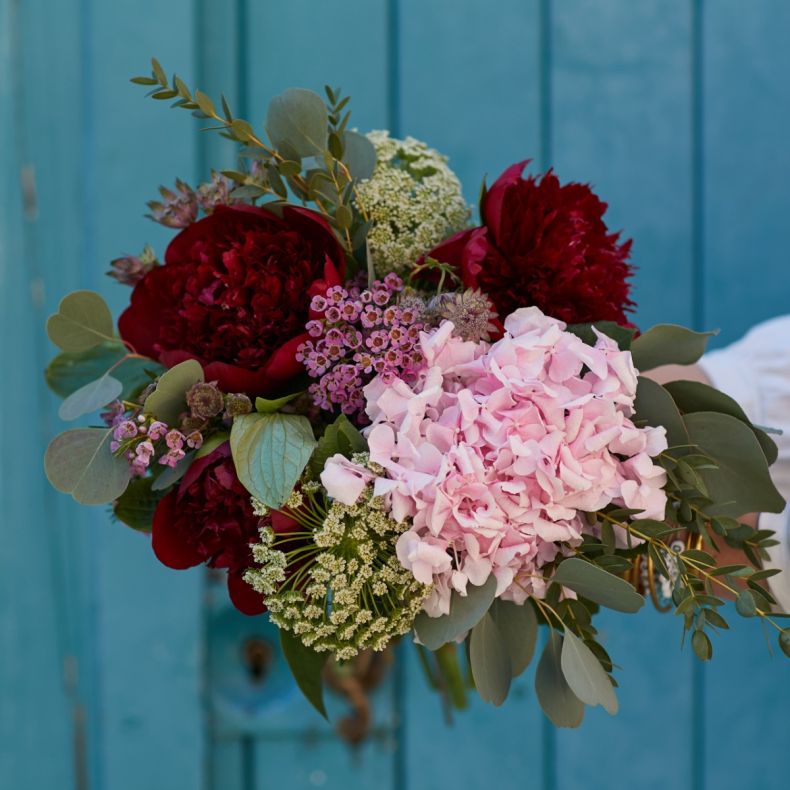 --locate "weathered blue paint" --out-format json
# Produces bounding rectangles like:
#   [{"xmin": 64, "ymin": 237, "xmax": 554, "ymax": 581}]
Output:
[{"xmin": 2, "ymin": 1, "xmax": 789, "ymax": 789}]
